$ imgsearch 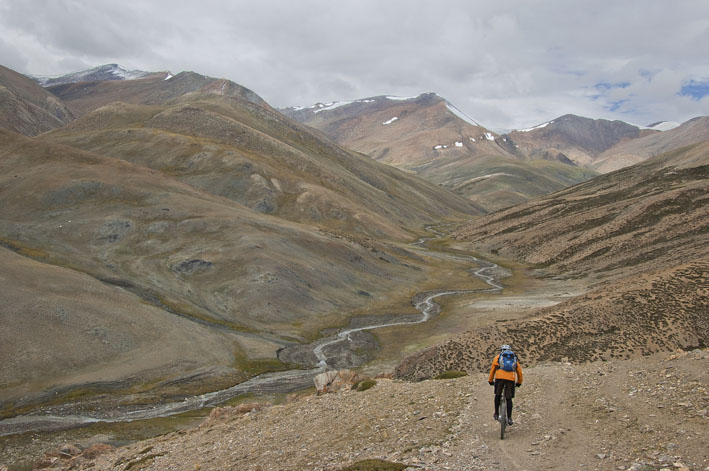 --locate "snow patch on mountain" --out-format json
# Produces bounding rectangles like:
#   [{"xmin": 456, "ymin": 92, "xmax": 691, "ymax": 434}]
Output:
[
  {"xmin": 386, "ymin": 95, "xmax": 418, "ymax": 101},
  {"xmin": 646, "ymin": 121, "xmax": 681, "ymax": 131},
  {"xmin": 313, "ymin": 101, "xmax": 353, "ymax": 113},
  {"xmin": 382, "ymin": 117, "xmax": 399, "ymax": 125},
  {"xmin": 518, "ymin": 121, "xmax": 553, "ymax": 132},
  {"xmin": 484, "ymin": 132, "xmax": 495, "ymax": 141}
]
